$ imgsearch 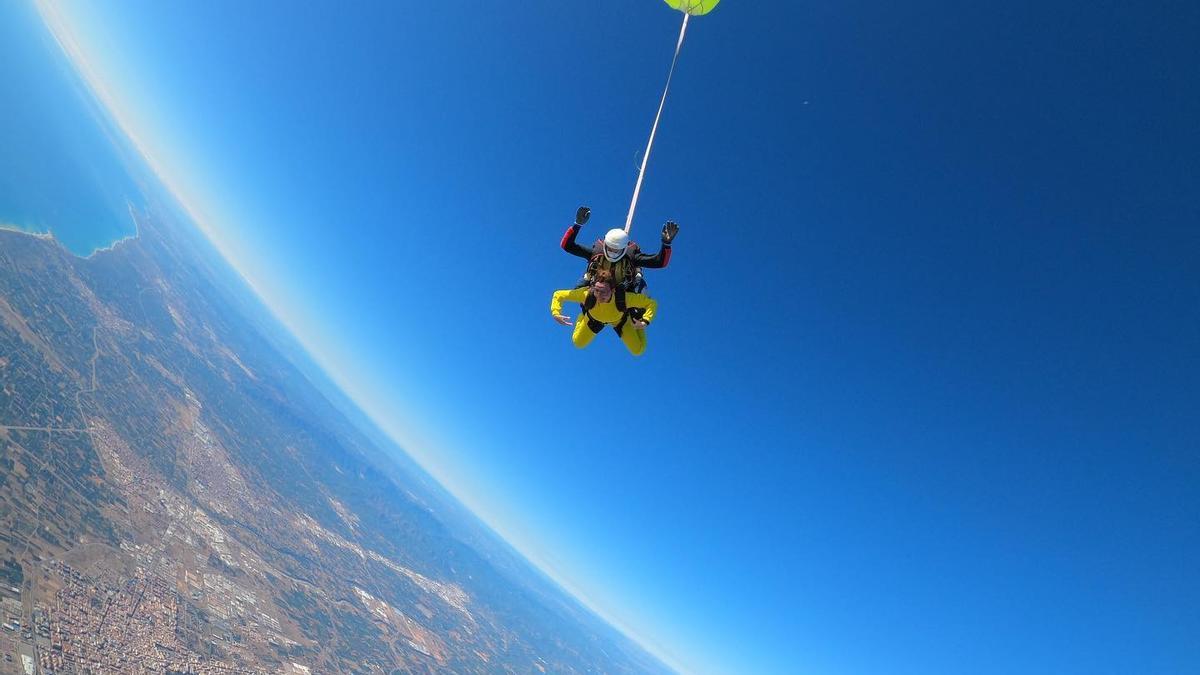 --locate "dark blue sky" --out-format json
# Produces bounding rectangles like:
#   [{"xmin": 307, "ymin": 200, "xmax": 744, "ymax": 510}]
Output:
[{"xmin": 32, "ymin": 0, "xmax": 1200, "ymax": 672}]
